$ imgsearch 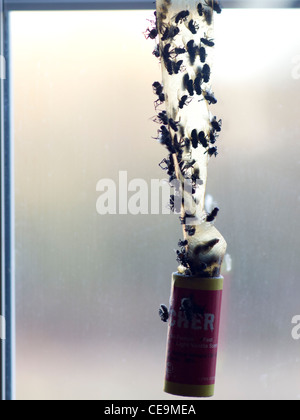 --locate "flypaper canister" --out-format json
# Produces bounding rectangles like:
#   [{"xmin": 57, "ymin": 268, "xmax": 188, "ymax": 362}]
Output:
[{"xmin": 164, "ymin": 273, "xmax": 224, "ymax": 398}]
